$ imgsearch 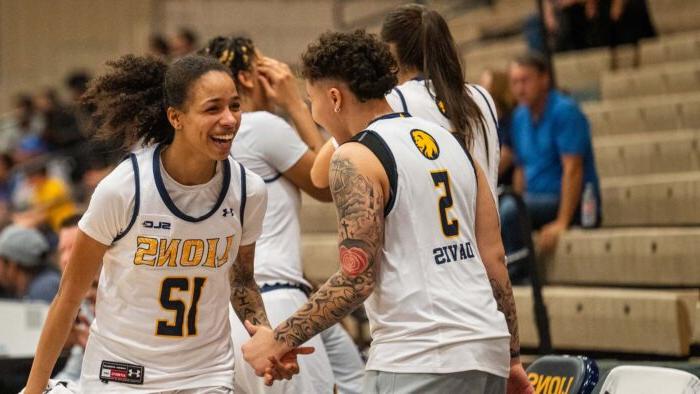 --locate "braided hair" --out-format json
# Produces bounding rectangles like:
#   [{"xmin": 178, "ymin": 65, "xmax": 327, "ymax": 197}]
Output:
[{"xmin": 200, "ymin": 36, "xmax": 256, "ymax": 80}]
